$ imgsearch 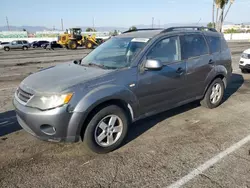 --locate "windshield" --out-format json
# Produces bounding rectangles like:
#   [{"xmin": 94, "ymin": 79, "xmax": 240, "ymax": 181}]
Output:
[{"xmin": 81, "ymin": 37, "xmax": 149, "ymax": 69}]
